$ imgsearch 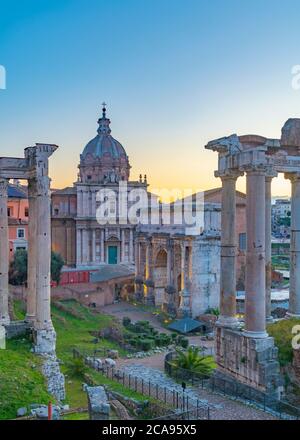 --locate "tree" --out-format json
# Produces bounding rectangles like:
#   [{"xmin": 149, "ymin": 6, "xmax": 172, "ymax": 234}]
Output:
[
  {"xmin": 9, "ymin": 249, "xmax": 64, "ymax": 286},
  {"xmin": 66, "ymin": 357, "xmax": 88, "ymax": 379},
  {"xmin": 51, "ymin": 251, "xmax": 64, "ymax": 284},
  {"xmin": 9, "ymin": 248, "xmax": 27, "ymax": 285}
]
